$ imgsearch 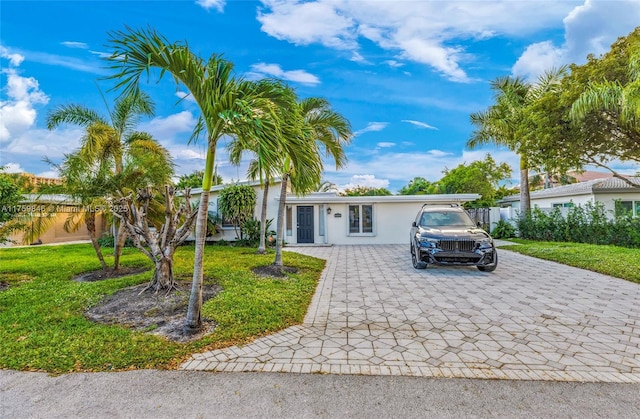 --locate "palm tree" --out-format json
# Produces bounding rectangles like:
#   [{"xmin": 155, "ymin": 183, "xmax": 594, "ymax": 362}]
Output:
[
  {"xmin": 106, "ymin": 26, "xmax": 285, "ymax": 332},
  {"xmin": 570, "ymin": 45, "xmax": 640, "ymax": 126},
  {"xmin": 468, "ymin": 69, "xmax": 566, "ymax": 215},
  {"xmin": 49, "ymin": 153, "xmax": 112, "ymax": 270},
  {"xmin": 227, "ymin": 80, "xmax": 297, "ymax": 254},
  {"xmin": 272, "ymin": 97, "xmax": 352, "ymax": 269},
  {"xmin": 46, "ymin": 91, "xmax": 172, "ymax": 269}
]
